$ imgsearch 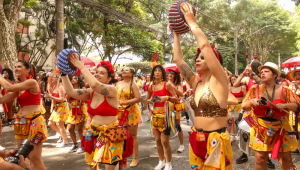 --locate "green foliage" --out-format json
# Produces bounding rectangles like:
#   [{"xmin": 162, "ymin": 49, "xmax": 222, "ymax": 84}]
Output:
[
  {"xmin": 23, "ymin": 0, "xmax": 39, "ymax": 8},
  {"xmin": 124, "ymin": 61, "xmax": 152, "ymax": 74}
]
